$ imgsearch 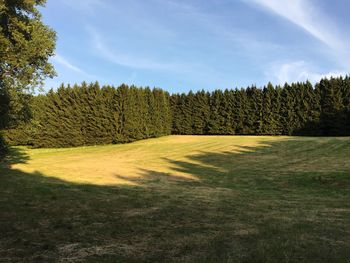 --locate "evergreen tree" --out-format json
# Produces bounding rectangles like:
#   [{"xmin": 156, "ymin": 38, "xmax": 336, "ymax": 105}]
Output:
[
  {"xmin": 246, "ymin": 86, "xmax": 263, "ymax": 134},
  {"xmin": 234, "ymin": 88, "xmax": 251, "ymax": 134},
  {"xmin": 208, "ymin": 90, "xmax": 222, "ymax": 134},
  {"xmin": 341, "ymin": 76, "xmax": 350, "ymax": 134},
  {"xmin": 220, "ymin": 89, "xmax": 235, "ymax": 134},
  {"xmin": 192, "ymin": 90, "xmax": 210, "ymax": 134},
  {"xmin": 280, "ymin": 83, "xmax": 295, "ymax": 135},
  {"xmin": 177, "ymin": 92, "xmax": 193, "ymax": 134},
  {"xmin": 7, "ymin": 76, "xmax": 350, "ymax": 148},
  {"xmin": 318, "ymin": 78, "xmax": 345, "ymax": 135},
  {"xmin": 170, "ymin": 94, "xmax": 182, "ymax": 134},
  {"xmin": 261, "ymin": 83, "xmax": 278, "ymax": 135}
]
